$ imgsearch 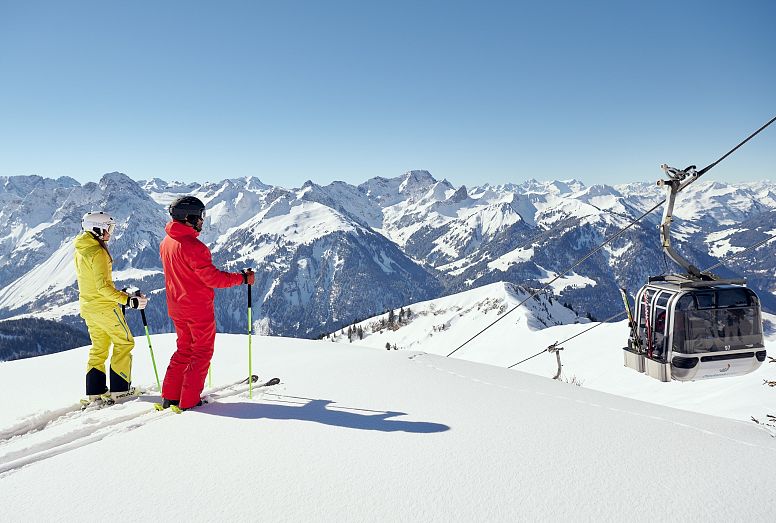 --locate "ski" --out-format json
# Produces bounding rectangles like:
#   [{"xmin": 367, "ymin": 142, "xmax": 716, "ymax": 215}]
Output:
[
  {"xmin": 619, "ymin": 287, "xmax": 642, "ymax": 352},
  {"xmin": 153, "ymin": 374, "xmax": 258, "ymax": 411},
  {"xmin": 167, "ymin": 376, "xmax": 281, "ymax": 413},
  {"xmin": 204, "ymin": 376, "xmax": 280, "ymax": 403},
  {"xmin": 79, "ymin": 387, "xmax": 144, "ymax": 412}
]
